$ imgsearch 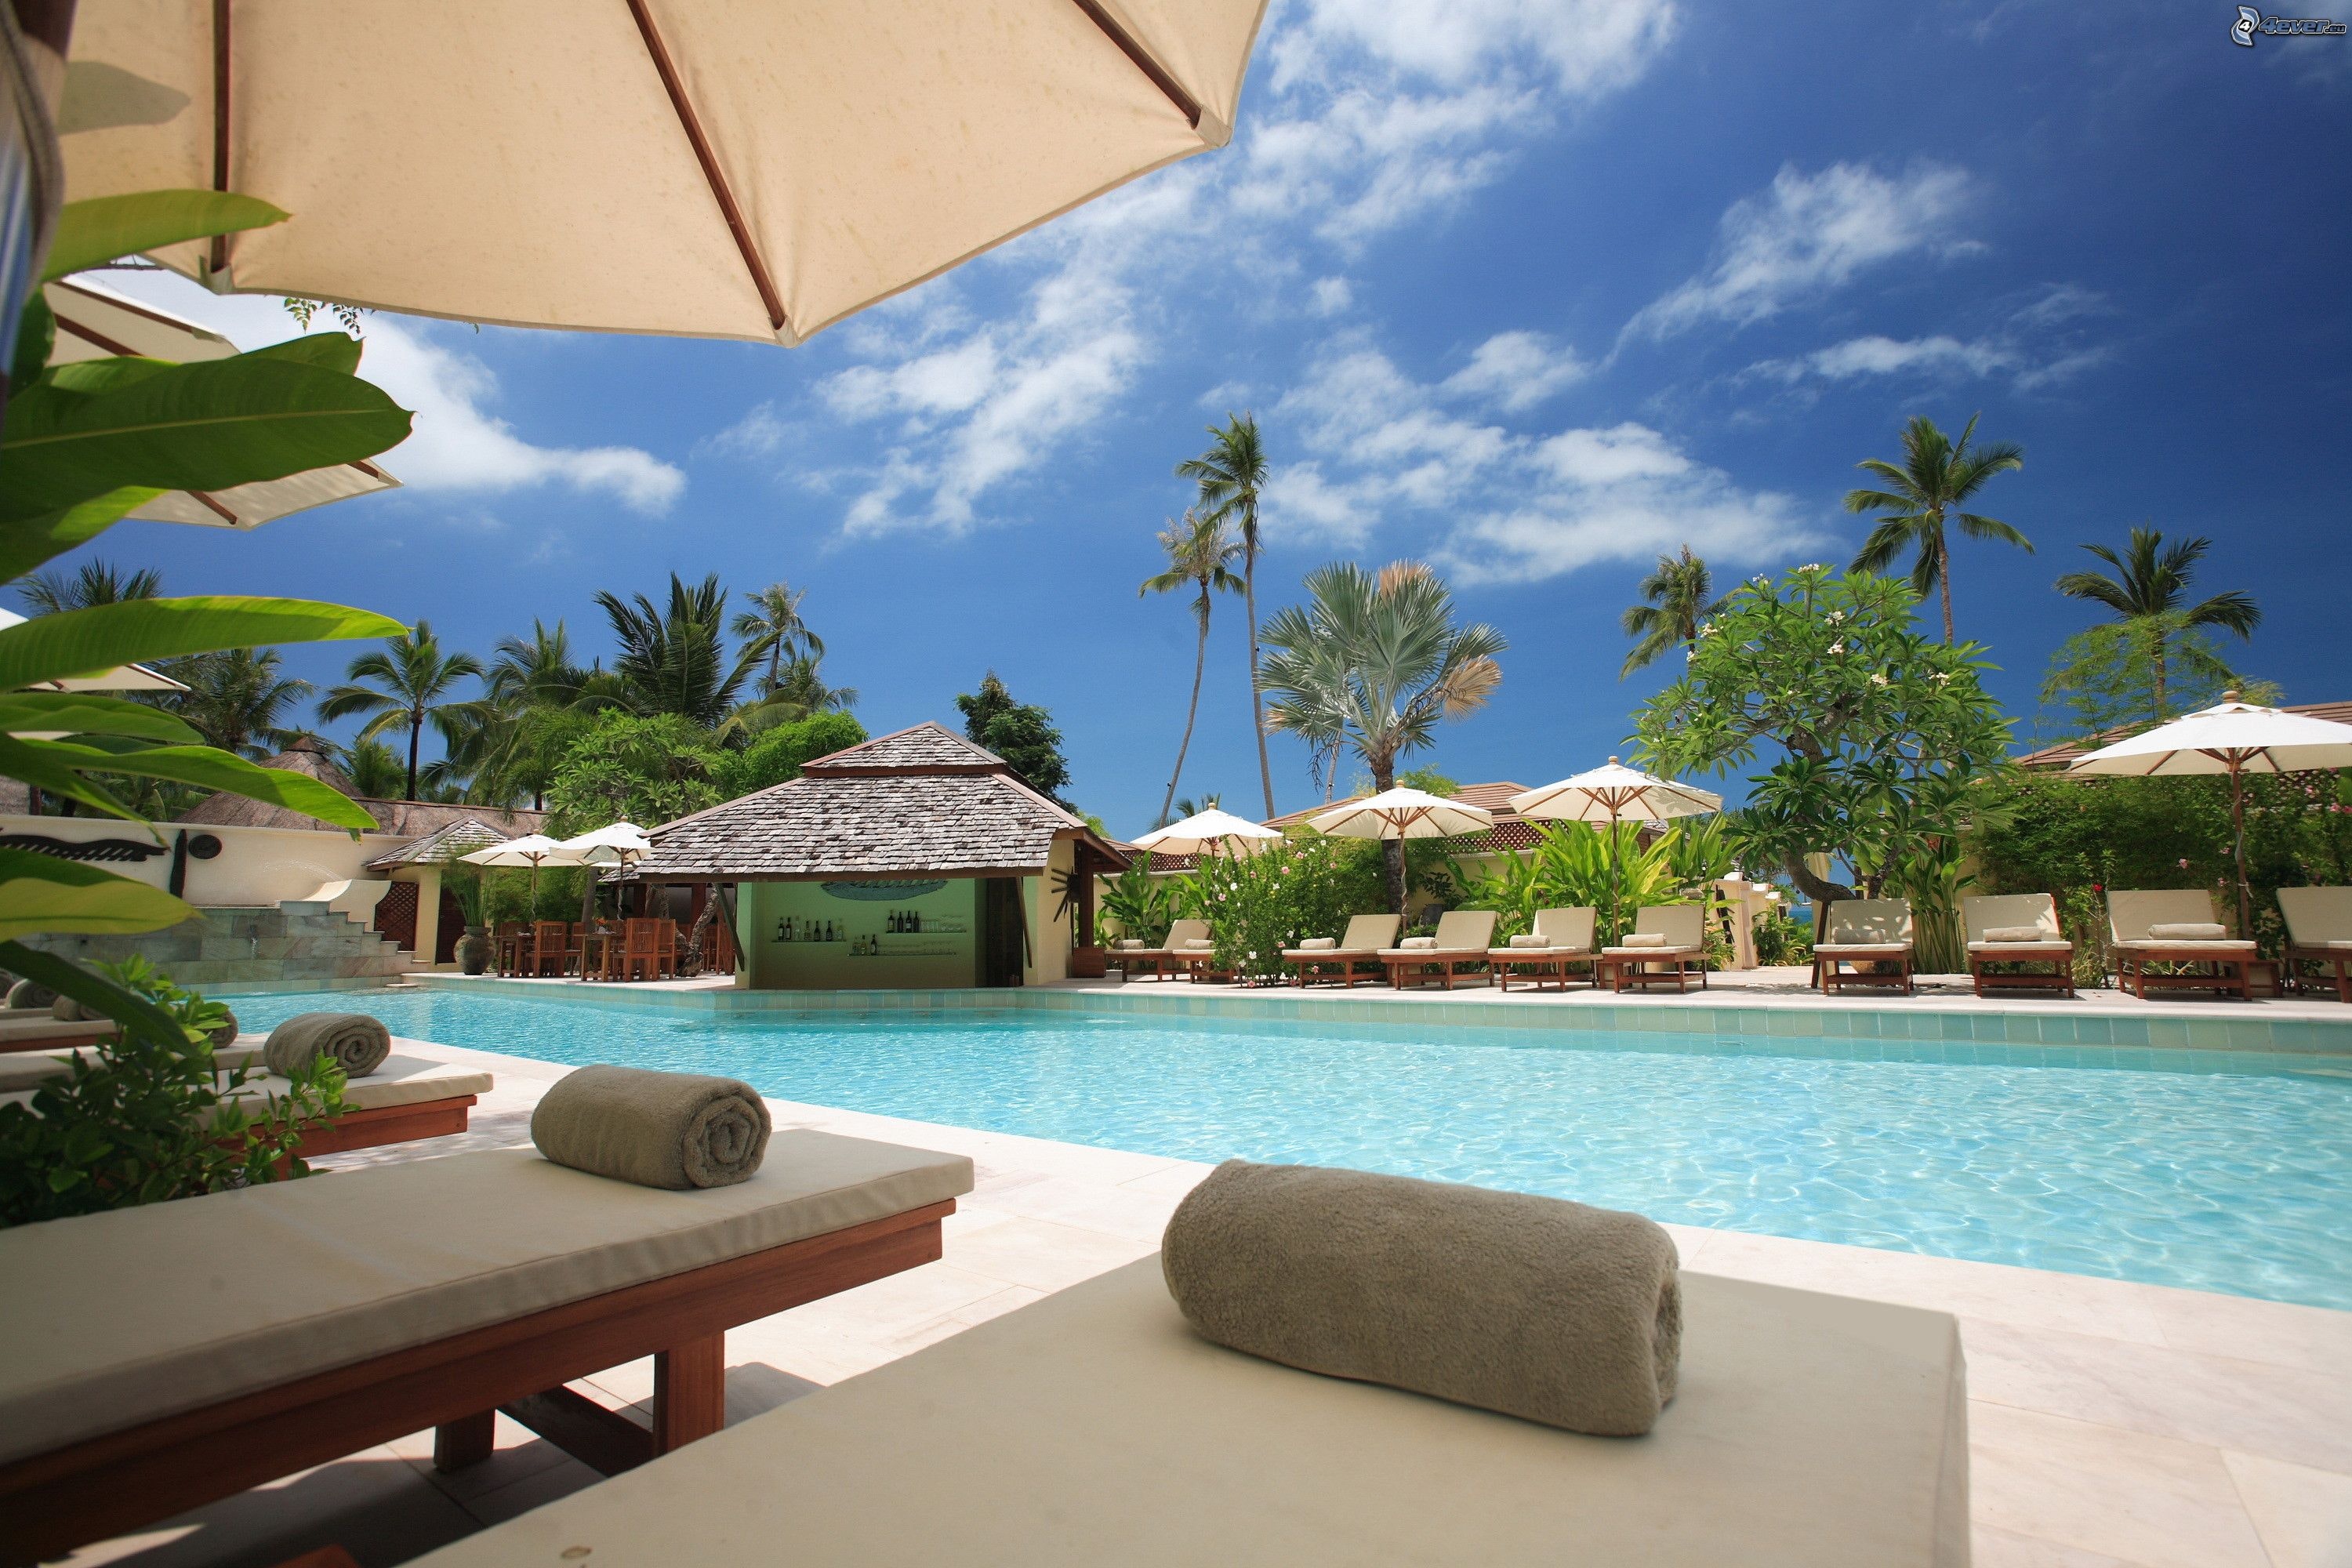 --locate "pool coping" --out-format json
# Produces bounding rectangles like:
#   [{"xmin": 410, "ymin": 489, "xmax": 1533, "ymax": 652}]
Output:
[{"xmin": 249, "ymin": 971, "xmax": 2352, "ymax": 1062}]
